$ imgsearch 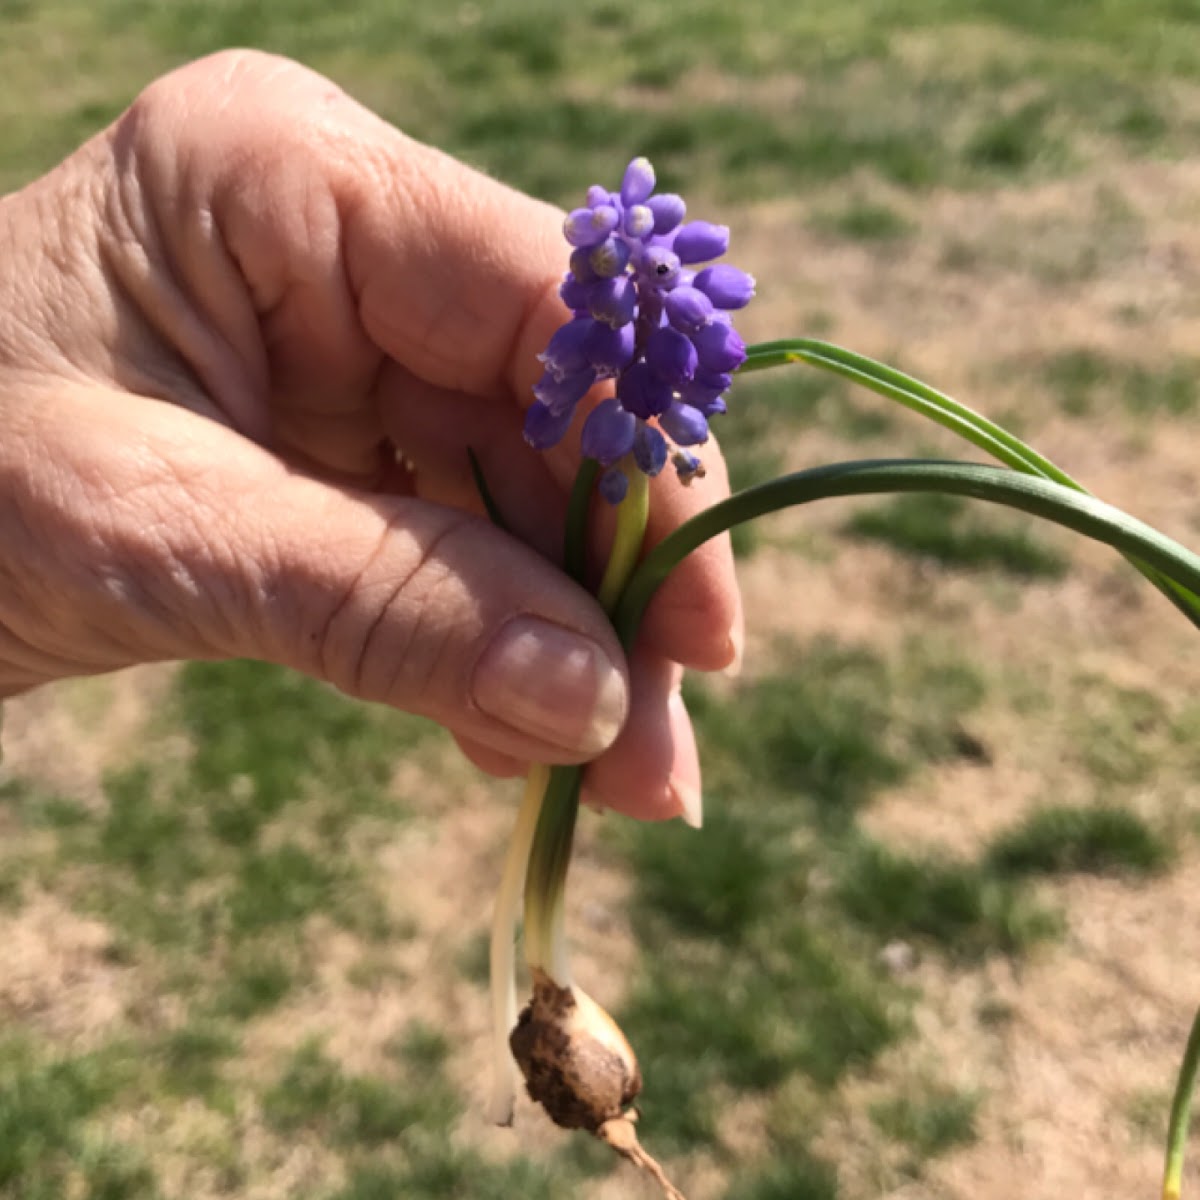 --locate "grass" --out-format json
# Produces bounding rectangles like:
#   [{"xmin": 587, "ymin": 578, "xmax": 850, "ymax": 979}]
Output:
[
  {"xmin": 846, "ymin": 493, "xmax": 1070, "ymax": 578},
  {"xmin": 2, "ymin": 0, "xmax": 1198, "ymax": 197},
  {"xmin": 871, "ymin": 1084, "xmax": 979, "ymax": 1157},
  {"xmin": 611, "ymin": 636, "xmax": 1050, "ymax": 1160},
  {"xmin": 0, "ymin": 1038, "xmax": 145, "ymax": 1199},
  {"xmin": 1042, "ymin": 349, "xmax": 1199, "ymax": 418},
  {"xmin": 987, "ymin": 805, "xmax": 1170, "ymax": 877},
  {"xmin": 835, "ymin": 839, "xmax": 1060, "ymax": 956},
  {"xmin": 815, "ymin": 197, "xmax": 915, "ymax": 242}
]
